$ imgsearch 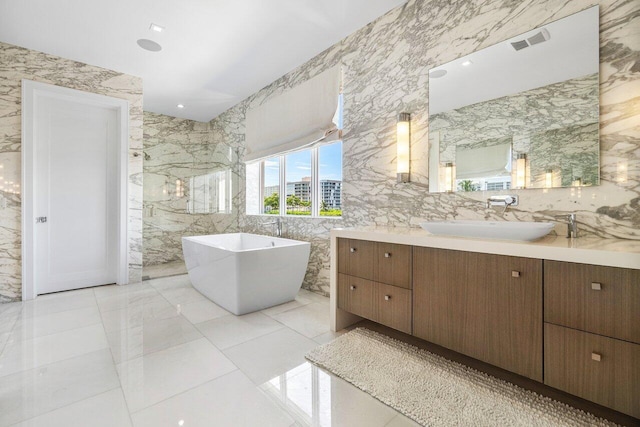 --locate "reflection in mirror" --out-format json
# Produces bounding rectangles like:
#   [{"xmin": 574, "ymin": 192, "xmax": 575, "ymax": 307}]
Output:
[
  {"xmin": 188, "ymin": 169, "xmax": 232, "ymax": 214},
  {"xmin": 428, "ymin": 6, "xmax": 599, "ymax": 192}
]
